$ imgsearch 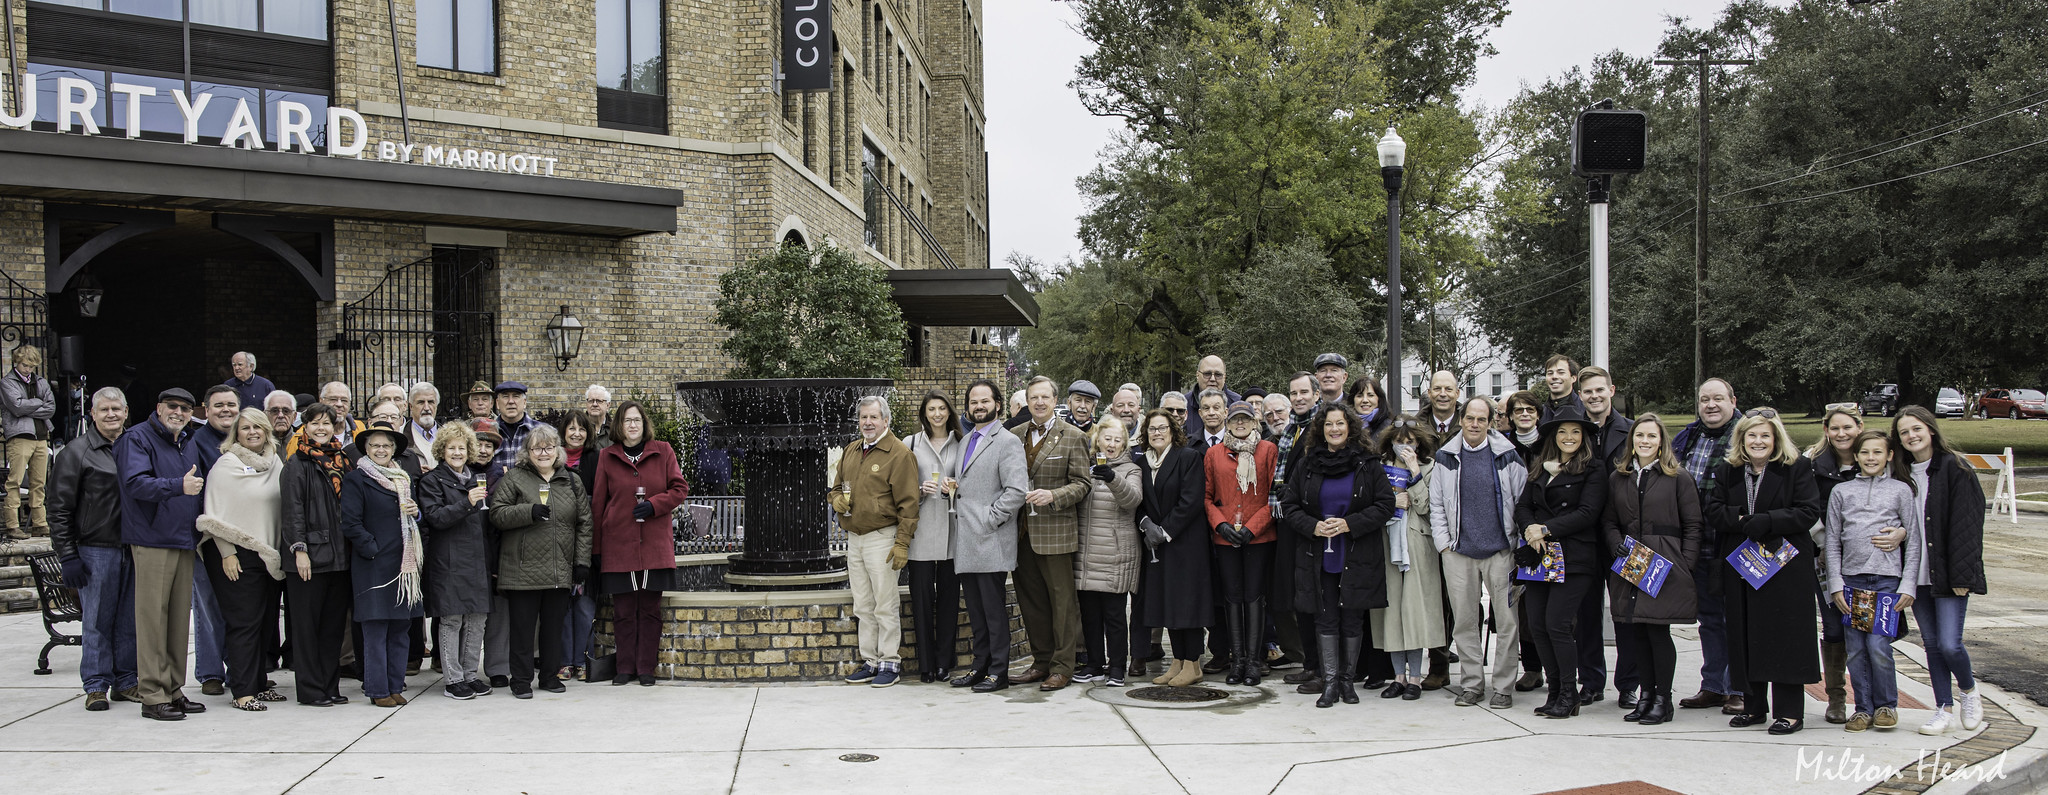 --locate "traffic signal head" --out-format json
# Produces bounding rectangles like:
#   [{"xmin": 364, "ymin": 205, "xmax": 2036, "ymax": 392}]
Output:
[{"xmin": 1573, "ymin": 106, "xmax": 1648, "ymax": 176}]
